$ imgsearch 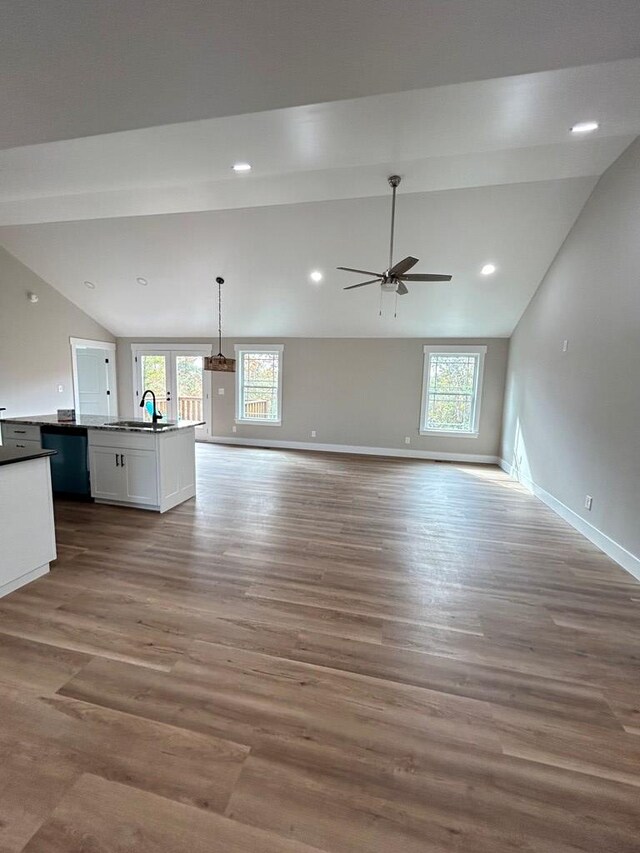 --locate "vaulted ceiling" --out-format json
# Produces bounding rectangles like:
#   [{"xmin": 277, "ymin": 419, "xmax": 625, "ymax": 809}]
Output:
[{"xmin": 1, "ymin": 1, "xmax": 639, "ymax": 337}]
